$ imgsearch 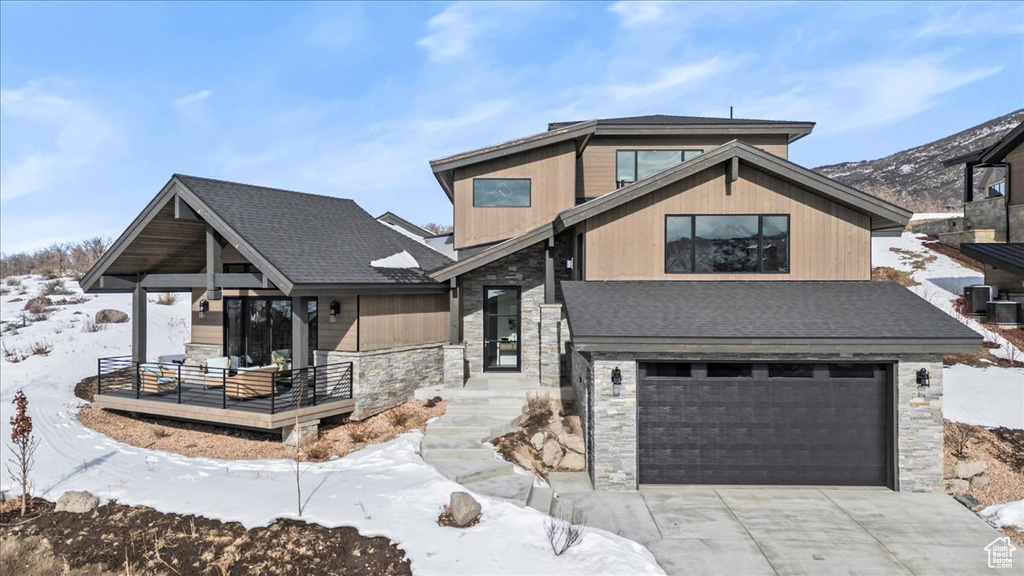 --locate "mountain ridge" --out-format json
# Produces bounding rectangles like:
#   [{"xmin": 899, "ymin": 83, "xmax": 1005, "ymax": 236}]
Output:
[{"xmin": 814, "ymin": 109, "xmax": 1024, "ymax": 212}]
